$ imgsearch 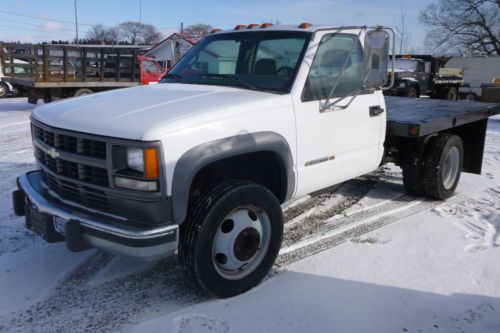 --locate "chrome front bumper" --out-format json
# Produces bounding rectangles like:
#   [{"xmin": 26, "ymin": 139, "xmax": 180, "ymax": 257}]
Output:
[{"xmin": 14, "ymin": 171, "xmax": 178, "ymax": 260}]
